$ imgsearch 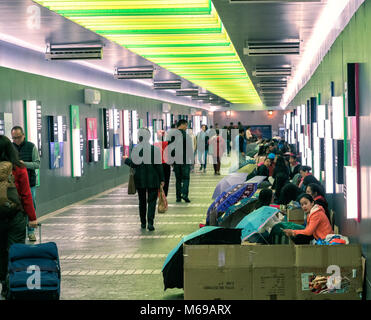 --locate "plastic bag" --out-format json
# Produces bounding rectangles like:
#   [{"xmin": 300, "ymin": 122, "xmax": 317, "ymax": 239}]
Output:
[
  {"xmin": 128, "ymin": 168, "xmax": 136, "ymax": 195},
  {"xmin": 157, "ymin": 185, "xmax": 168, "ymax": 213}
]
